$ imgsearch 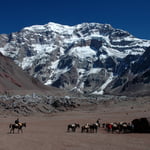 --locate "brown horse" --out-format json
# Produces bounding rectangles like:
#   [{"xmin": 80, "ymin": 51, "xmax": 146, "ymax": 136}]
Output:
[
  {"xmin": 9, "ymin": 123, "xmax": 26, "ymax": 134},
  {"xmin": 81, "ymin": 125, "xmax": 89, "ymax": 133}
]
